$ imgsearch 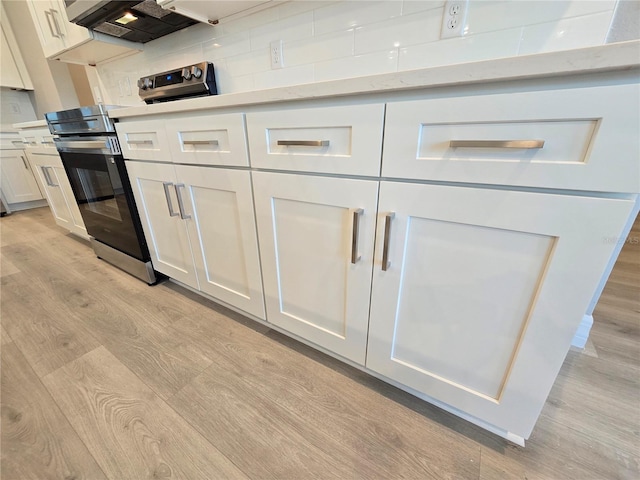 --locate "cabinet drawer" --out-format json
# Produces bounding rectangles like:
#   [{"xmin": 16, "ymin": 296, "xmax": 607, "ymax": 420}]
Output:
[
  {"xmin": 383, "ymin": 83, "xmax": 639, "ymax": 193},
  {"xmin": 246, "ymin": 103, "xmax": 385, "ymax": 176},
  {"xmin": 116, "ymin": 119, "xmax": 171, "ymax": 162},
  {"xmin": 166, "ymin": 112, "xmax": 249, "ymax": 167}
]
